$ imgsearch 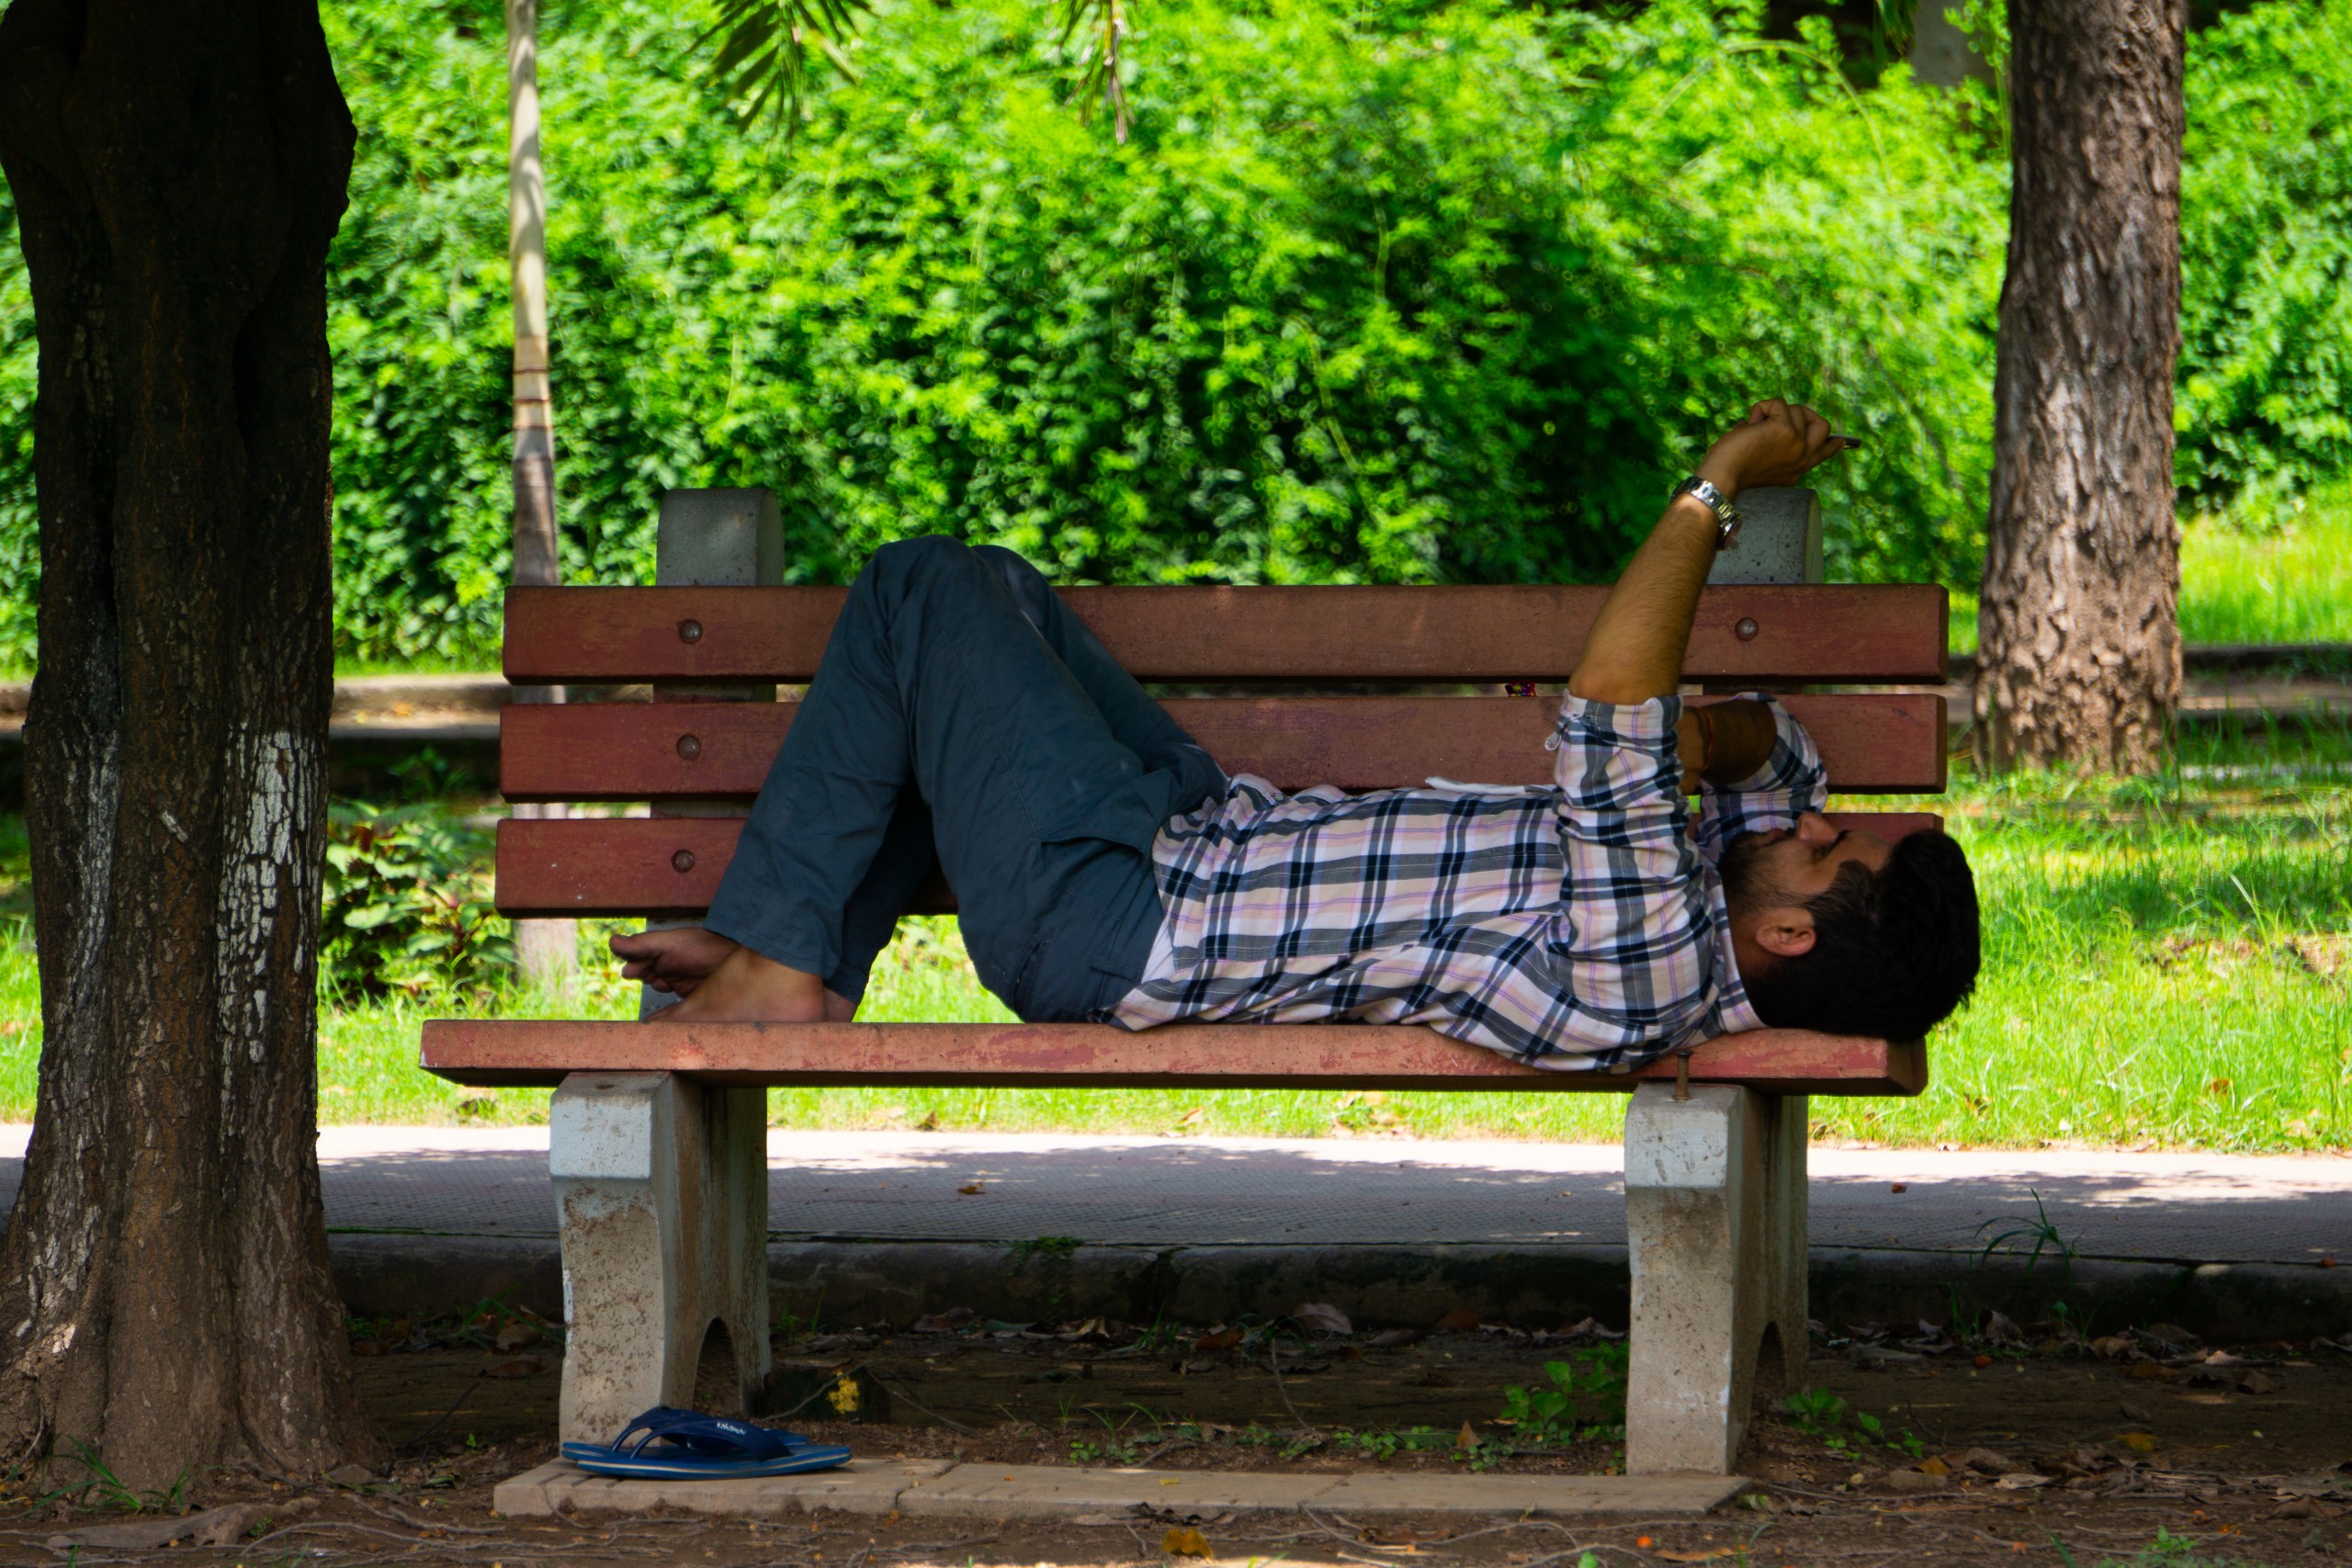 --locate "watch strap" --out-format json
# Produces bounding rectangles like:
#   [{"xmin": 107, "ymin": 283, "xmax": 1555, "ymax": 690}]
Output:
[{"xmin": 1670, "ymin": 476, "xmax": 1740, "ymax": 548}]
